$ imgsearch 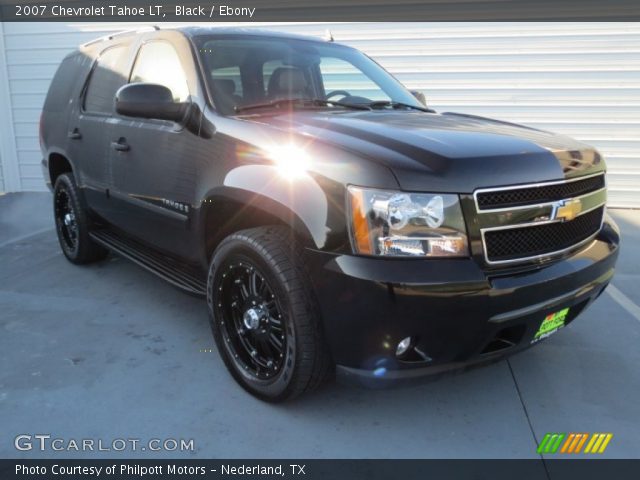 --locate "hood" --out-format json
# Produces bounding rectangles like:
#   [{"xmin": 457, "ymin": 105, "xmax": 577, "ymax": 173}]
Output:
[{"xmin": 247, "ymin": 110, "xmax": 604, "ymax": 192}]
